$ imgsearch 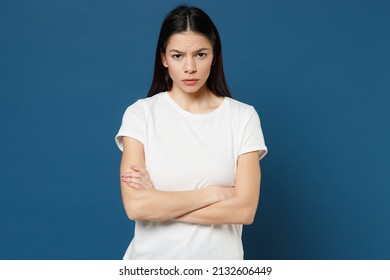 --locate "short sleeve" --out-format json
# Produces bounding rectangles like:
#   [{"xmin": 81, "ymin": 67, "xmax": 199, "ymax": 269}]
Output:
[
  {"xmin": 115, "ymin": 100, "xmax": 147, "ymax": 151},
  {"xmin": 239, "ymin": 107, "xmax": 268, "ymax": 160}
]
